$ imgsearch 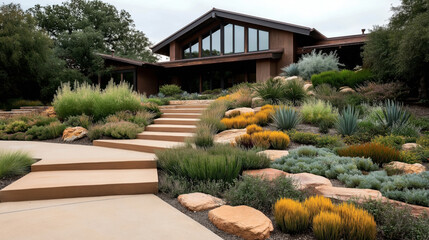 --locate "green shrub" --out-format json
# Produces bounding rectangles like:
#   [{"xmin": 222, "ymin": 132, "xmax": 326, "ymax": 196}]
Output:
[
  {"xmin": 288, "ymin": 131, "xmax": 344, "ymax": 149},
  {"xmin": 206, "ymin": 144, "xmax": 270, "ymax": 170},
  {"xmin": 53, "ymin": 81, "xmax": 143, "ymax": 121},
  {"xmin": 272, "ymin": 146, "xmax": 378, "ymax": 179},
  {"xmin": 253, "ymin": 78, "xmax": 285, "ymax": 104},
  {"xmin": 372, "ymin": 135, "xmax": 405, "ymax": 150},
  {"xmin": 159, "ymin": 84, "xmax": 183, "ymax": 96},
  {"xmin": 26, "ymin": 122, "xmax": 66, "ymax": 140},
  {"xmin": 224, "ymin": 175, "xmax": 303, "ymax": 213},
  {"xmin": 200, "ymin": 100, "xmax": 228, "ymax": 132},
  {"xmin": 28, "ymin": 115, "xmax": 58, "ymax": 127},
  {"xmin": 5, "ymin": 120, "xmax": 29, "ymax": 133},
  {"xmin": 87, "ymin": 124, "xmax": 104, "ymax": 140},
  {"xmin": 0, "ymin": 150, "xmax": 34, "ymax": 178},
  {"xmin": 144, "ymin": 97, "xmax": 170, "ymax": 106},
  {"xmin": 357, "ymin": 82, "xmax": 407, "ymax": 102},
  {"xmin": 301, "ymin": 100, "xmax": 338, "ymax": 128},
  {"xmin": 64, "ymin": 114, "xmax": 92, "ymax": 129},
  {"xmin": 336, "ymin": 105, "xmax": 358, "ymax": 136},
  {"xmin": 281, "ymin": 63, "xmax": 299, "ymax": 76},
  {"xmin": 101, "ymin": 121, "xmax": 142, "ymax": 139},
  {"xmin": 391, "ymin": 123, "xmax": 421, "ymax": 138},
  {"xmin": 337, "ymin": 143, "xmax": 402, "ymax": 166},
  {"xmin": 105, "ymin": 110, "xmax": 154, "ymax": 128},
  {"xmin": 141, "ymin": 102, "xmax": 161, "ymax": 117},
  {"xmin": 193, "ymin": 123, "xmax": 215, "ymax": 148},
  {"xmin": 283, "ymin": 78, "xmax": 307, "ymax": 105},
  {"xmin": 311, "ymin": 69, "xmax": 372, "ymax": 88},
  {"xmin": 357, "ymin": 199, "xmax": 429, "ymax": 240},
  {"xmin": 417, "ymin": 135, "xmax": 429, "ymax": 147},
  {"xmin": 315, "ymin": 135, "xmax": 344, "ymax": 149},
  {"xmin": 272, "ymin": 106, "xmax": 301, "ymax": 131},
  {"xmin": 296, "ymin": 50, "xmax": 341, "ymax": 80}
]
